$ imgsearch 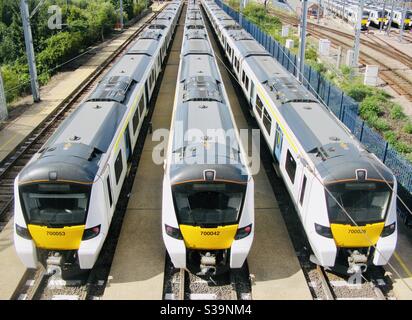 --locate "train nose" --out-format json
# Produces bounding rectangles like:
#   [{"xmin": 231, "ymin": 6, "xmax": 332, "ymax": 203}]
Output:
[
  {"xmin": 330, "ymin": 222, "xmax": 385, "ymax": 248},
  {"xmin": 179, "ymin": 224, "xmax": 238, "ymax": 250},
  {"xmin": 27, "ymin": 225, "xmax": 85, "ymax": 250}
]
